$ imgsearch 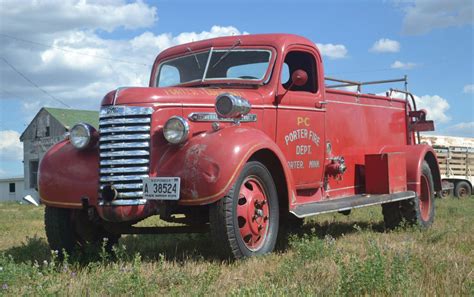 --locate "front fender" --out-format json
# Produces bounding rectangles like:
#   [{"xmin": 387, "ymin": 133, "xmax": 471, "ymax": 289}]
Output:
[
  {"xmin": 39, "ymin": 140, "xmax": 99, "ymax": 208},
  {"xmin": 380, "ymin": 144, "xmax": 441, "ymax": 195},
  {"xmin": 154, "ymin": 126, "xmax": 295, "ymax": 206}
]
